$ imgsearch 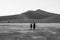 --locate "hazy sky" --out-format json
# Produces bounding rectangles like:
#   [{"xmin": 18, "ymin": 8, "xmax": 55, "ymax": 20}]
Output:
[{"xmin": 0, "ymin": 0, "xmax": 60, "ymax": 16}]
